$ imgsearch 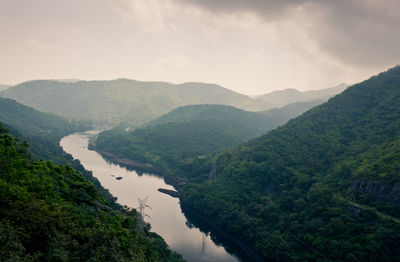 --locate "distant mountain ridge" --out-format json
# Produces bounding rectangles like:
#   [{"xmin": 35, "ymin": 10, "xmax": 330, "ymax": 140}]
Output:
[
  {"xmin": 94, "ymin": 104, "xmax": 281, "ymax": 169},
  {"xmin": 2, "ymin": 79, "xmax": 255, "ymax": 126},
  {"xmin": 253, "ymin": 83, "xmax": 348, "ymax": 108},
  {"xmin": 175, "ymin": 66, "xmax": 400, "ymax": 261},
  {"xmin": 0, "ymin": 84, "xmax": 10, "ymax": 91},
  {"xmin": 2, "ymin": 79, "xmax": 347, "ymax": 126}
]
